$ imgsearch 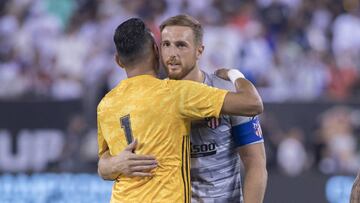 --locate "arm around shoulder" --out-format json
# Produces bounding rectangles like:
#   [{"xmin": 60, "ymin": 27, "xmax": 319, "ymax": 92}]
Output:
[
  {"xmin": 221, "ymin": 77, "xmax": 263, "ymax": 116},
  {"xmin": 215, "ymin": 69, "xmax": 263, "ymax": 116}
]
